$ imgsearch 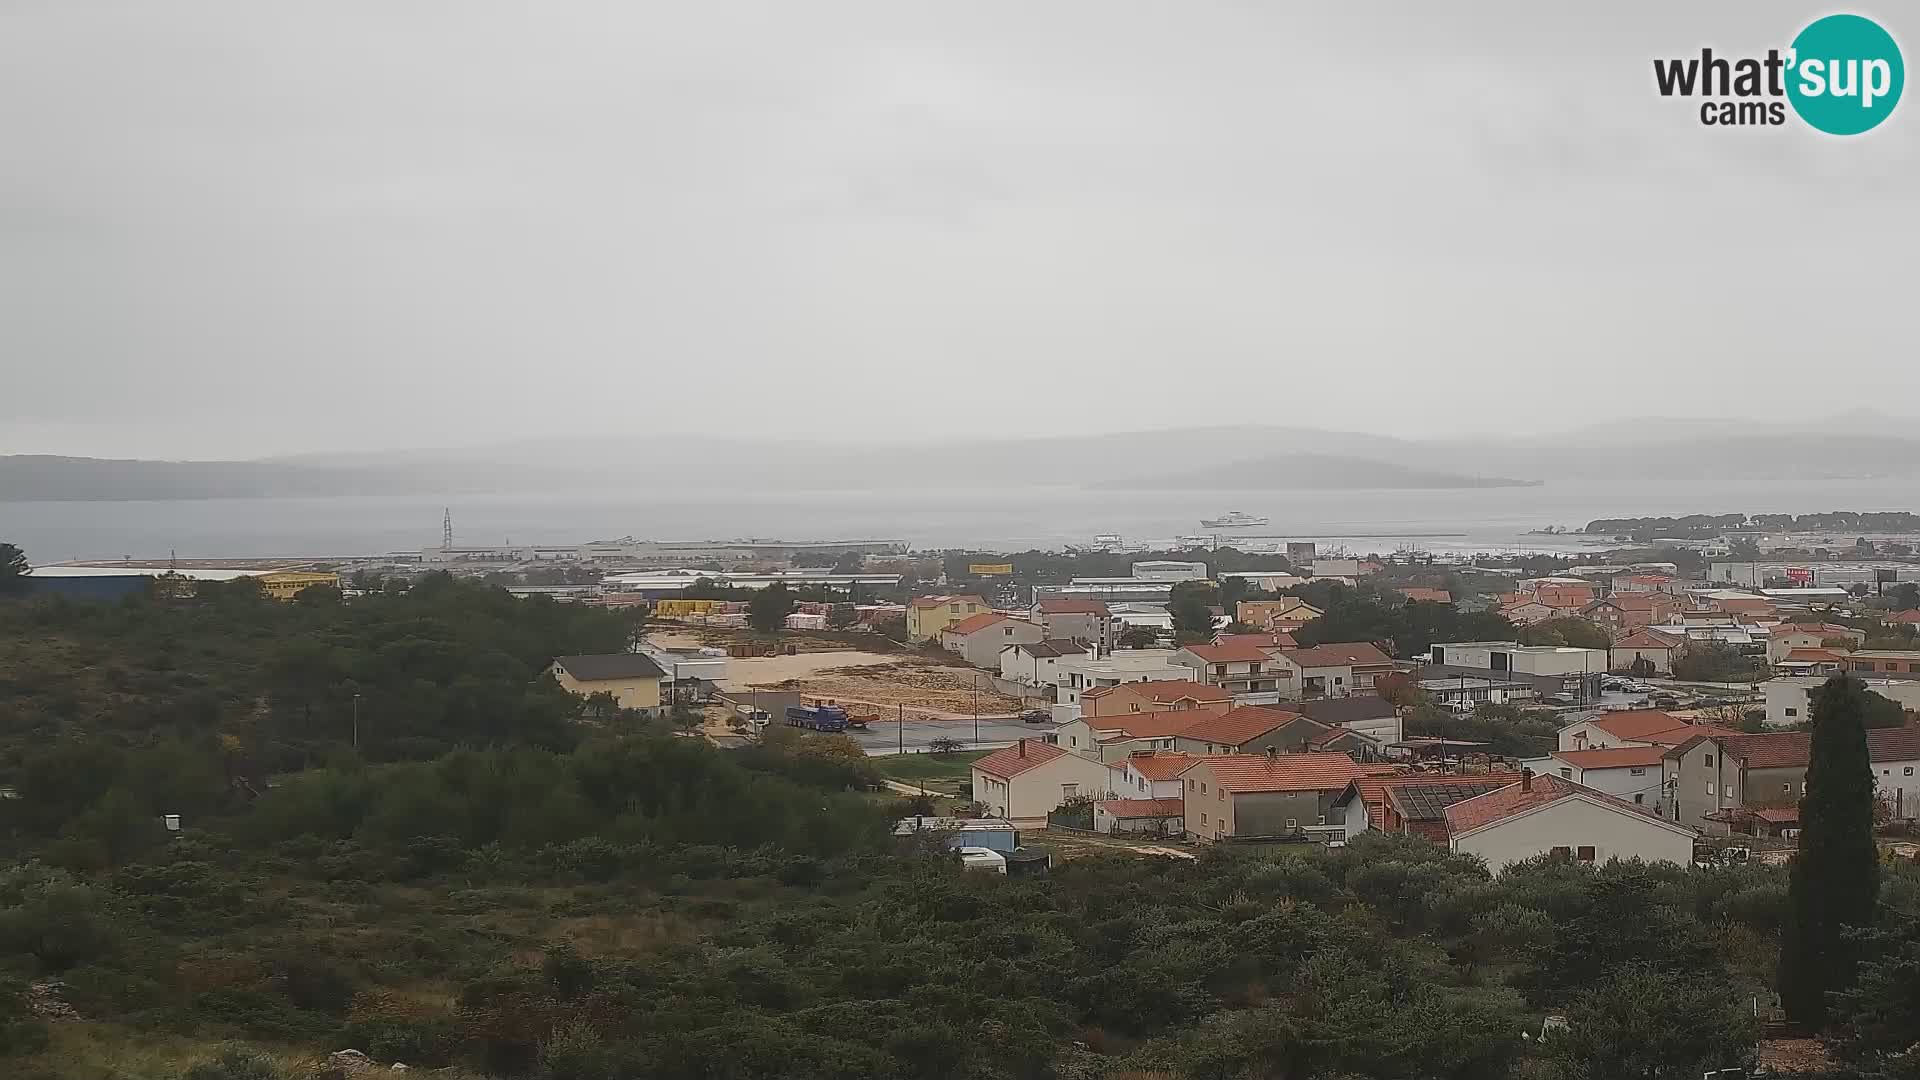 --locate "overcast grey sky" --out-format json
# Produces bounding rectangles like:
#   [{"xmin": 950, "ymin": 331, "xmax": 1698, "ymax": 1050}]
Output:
[{"xmin": 2, "ymin": 2, "xmax": 1914, "ymax": 459}]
